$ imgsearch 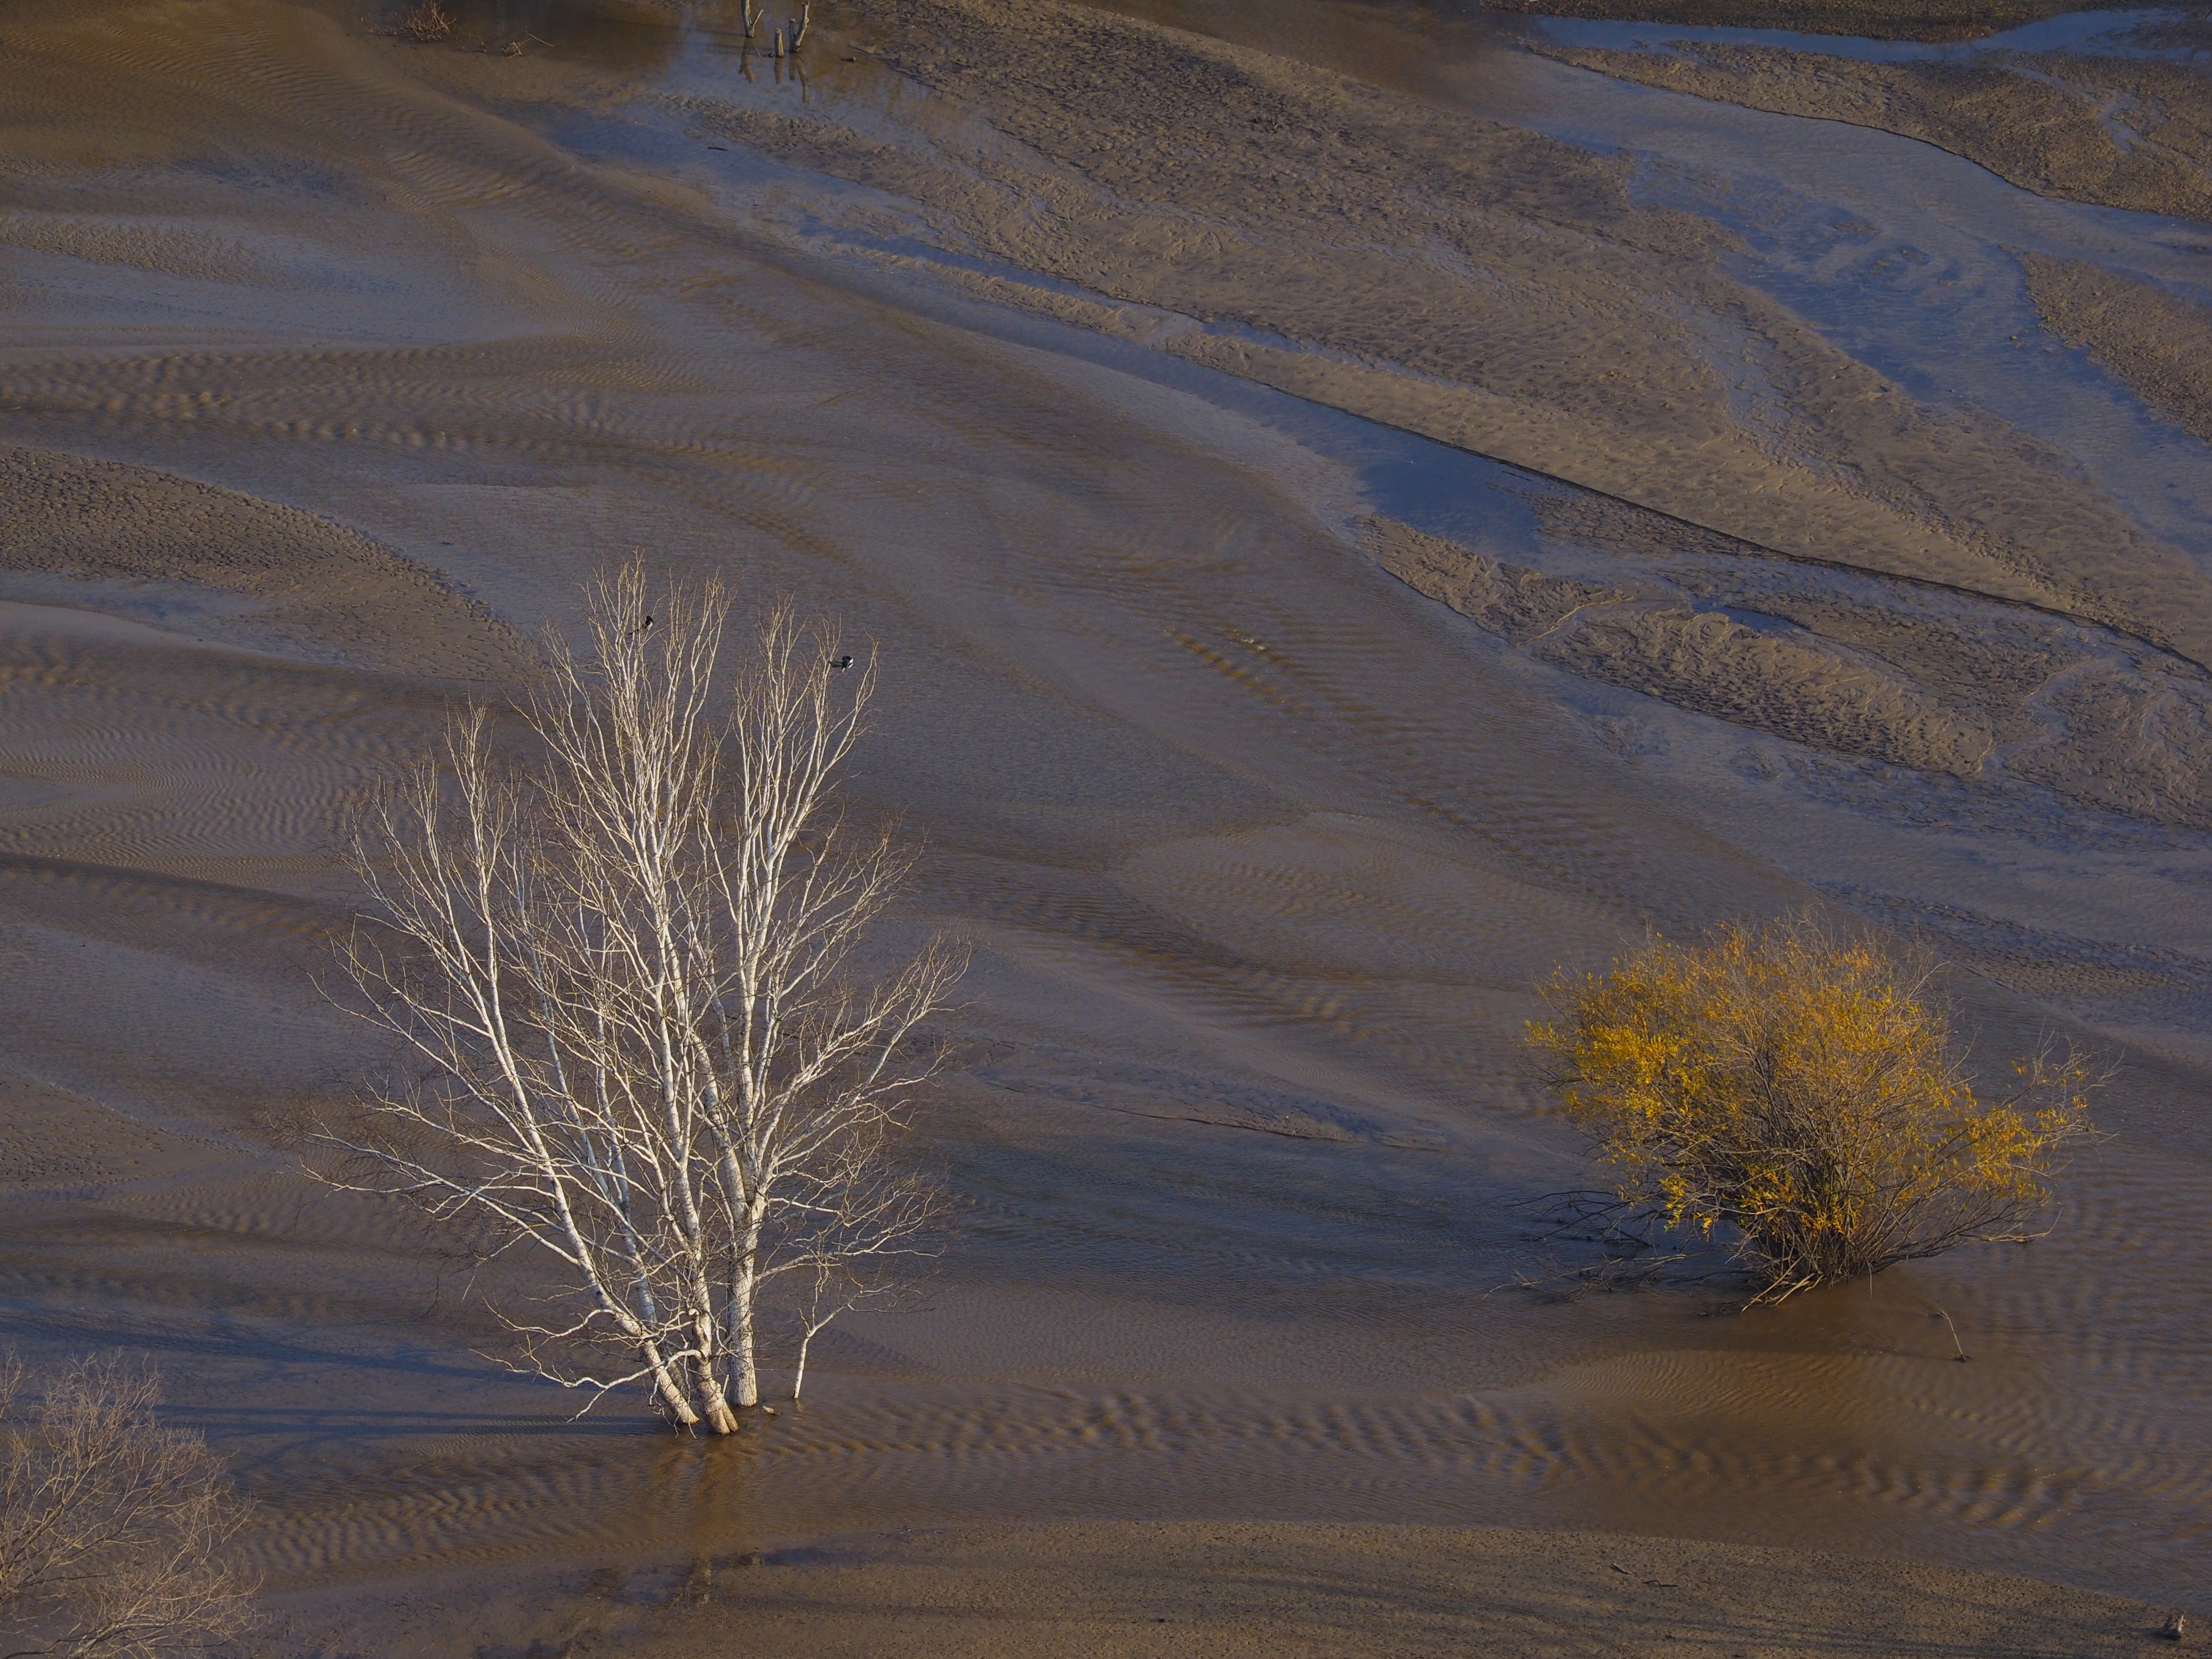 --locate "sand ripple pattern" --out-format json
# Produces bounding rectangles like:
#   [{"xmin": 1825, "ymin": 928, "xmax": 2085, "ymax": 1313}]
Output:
[
  {"xmin": 0, "ymin": 605, "xmax": 413, "ymax": 880},
  {"xmin": 0, "ymin": 0, "xmax": 2207, "ymax": 1616},
  {"xmin": 218, "ymin": 1363, "xmax": 2207, "ymax": 1589}
]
